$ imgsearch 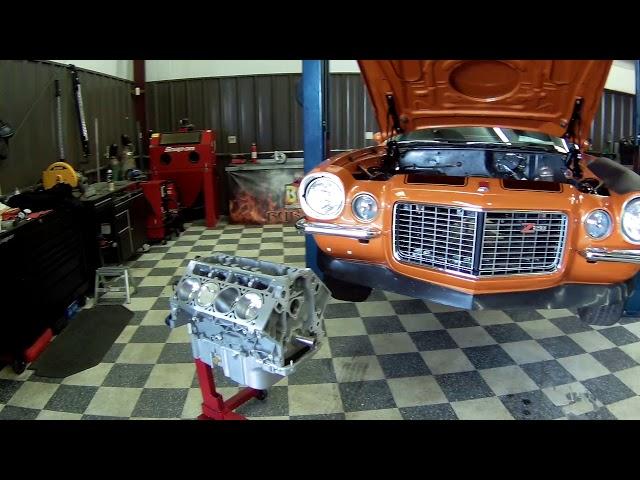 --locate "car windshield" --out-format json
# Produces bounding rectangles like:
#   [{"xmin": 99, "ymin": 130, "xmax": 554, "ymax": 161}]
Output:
[{"xmin": 395, "ymin": 127, "xmax": 569, "ymax": 153}]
